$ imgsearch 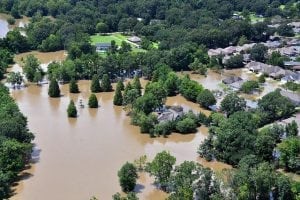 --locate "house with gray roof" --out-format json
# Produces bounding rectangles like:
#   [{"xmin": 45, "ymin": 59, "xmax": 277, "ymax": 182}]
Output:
[
  {"xmin": 280, "ymin": 90, "xmax": 300, "ymax": 106},
  {"xmin": 127, "ymin": 36, "xmax": 141, "ymax": 44},
  {"xmin": 222, "ymin": 76, "xmax": 243, "ymax": 84}
]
